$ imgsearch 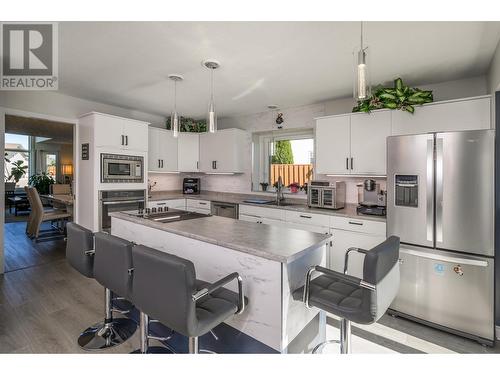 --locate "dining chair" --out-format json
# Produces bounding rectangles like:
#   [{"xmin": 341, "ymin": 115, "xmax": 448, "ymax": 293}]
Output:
[
  {"xmin": 29, "ymin": 187, "xmax": 72, "ymax": 241},
  {"xmin": 51, "ymin": 184, "xmax": 72, "ymax": 195}
]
